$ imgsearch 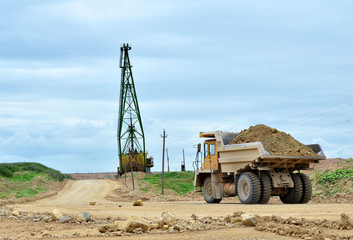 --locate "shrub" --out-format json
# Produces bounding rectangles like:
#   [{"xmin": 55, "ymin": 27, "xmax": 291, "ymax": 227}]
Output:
[
  {"xmin": 317, "ymin": 168, "xmax": 353, "ymax": 184},
  {"xmin": 0, "ymin": 165, "xmax": 13, "ymax": 178},
  {"xmin": 63, "ymin": 174, "xmax": 75, "ymax": 180},
  {"xmin": 0, "ymin": 162, "xmax": 65, "ymax": 181},
  {"xmin": 46, "ymin": 169, "xmax": 64, "ymax": 181}
]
